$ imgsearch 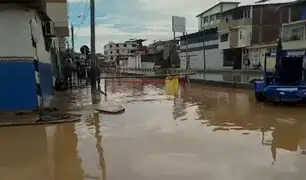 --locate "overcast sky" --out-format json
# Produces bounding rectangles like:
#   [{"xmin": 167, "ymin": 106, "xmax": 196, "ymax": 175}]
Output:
[{"xmin": 68, "ymin": 0, "xmax": 292, "ymax": 53}]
